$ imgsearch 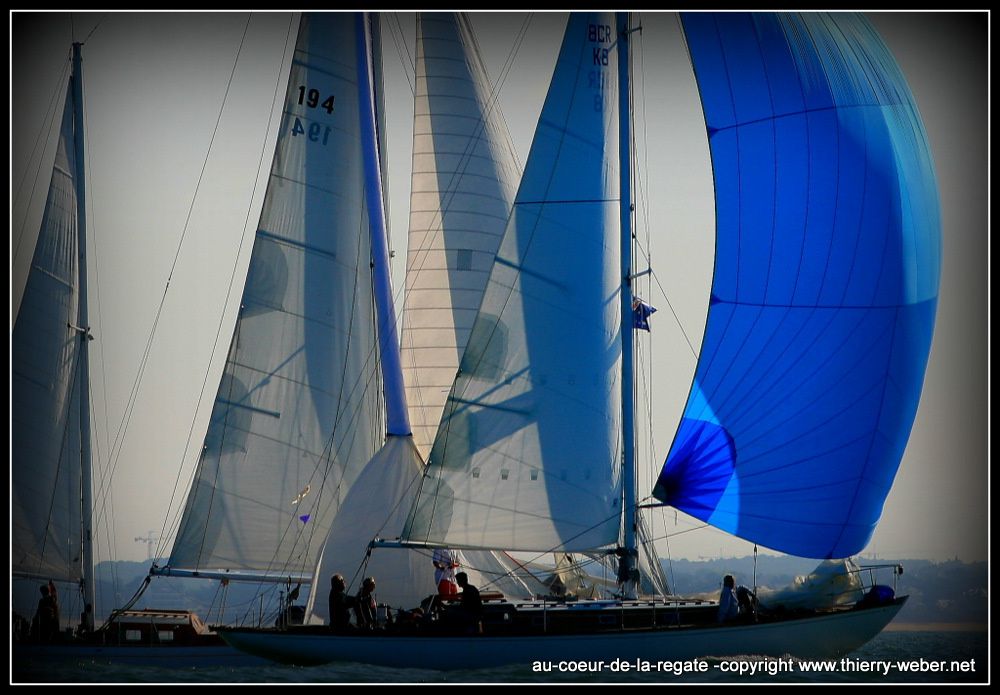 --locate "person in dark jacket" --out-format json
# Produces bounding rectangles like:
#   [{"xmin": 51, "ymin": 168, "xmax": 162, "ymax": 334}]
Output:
[
  {"xmin": 455, "ymin": 572, "xmax": 483, "ymax": 634},
  {"xmin": 328, "ymin": 574, "xmax": 355, "ymax": 632}
]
